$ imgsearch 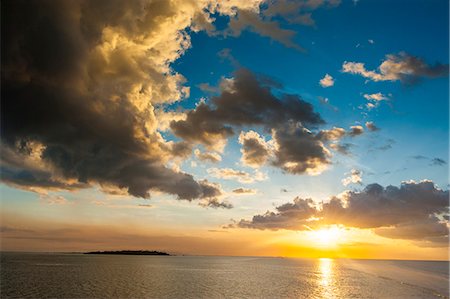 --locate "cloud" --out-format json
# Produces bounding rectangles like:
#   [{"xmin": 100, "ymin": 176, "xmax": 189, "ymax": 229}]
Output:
[
  {"xmin": 238, "ymin": 131, "xmax": 271, "ymax": 168},
  {"xmin": 198, "ymin": 83, "xmax": 219, "ymax": 93},
  {"xmin": 319, "ymin": 74, "xmax": 335, "ymax": 87},
  {"xmin": 317, "ymin": 96, "xmax": 338, "ymax": 112},
  {"xmin": 341, "ymin": 169, "xmax": 362, "ymax": 186},
  {"xmin": 232, "ymin": 188, "xmax": 257, "ymax": 195},
  {"xmin": 363, "ymin": 93, "xmax": 388, "ymax": 101},
  {"xmin": 363, "ymin": 93, "xmax": 389, "ymax": 110},
  {"xmin": 194, "ymin": 149, "xmax": 222, "ymax": 163},
  {"xmin": 316, "ymin": 127, "xmax": 346, "ymax": 141},
  {"xmin": 200, "ymin": 197, "xmax": 233, "ymax": 209},
  {"xmin": 365, "ymin": 121, "xmax": 380, "ymax": 131},
  {"xmin": 329, "ymin": 143, "xmax": 353, "ymax": 155},
  {"xmin": 234, "ymin": 180, "xmax": 449, "ymax": 244},
  {"xmin": 412, "ymin": 156, "xmax": 446, "ymax": 167},
  {"xmin": 223, "ymin": 0, "xmax": 342, "ymax": 51},
  {"xmin": 39, "ymin": 194, "xmax": 70, "ymax": 205},
  {"xmin": 263, "ymin": 0, "xmax": 341, "ymax": 27},
  {"xmin": 342, "ymin": 52, "xmax": 449, "ymax": 83},
  {"xmin": 171, "ymin": 68, "xmax": 324, "ymax": 150},
  {"xmin": 226, "ymin": 9, "xmax": 303, "ymax": 51},
  {"xmin": 237, "ymin": 197, "xmax": 317, "ymax": 230},
  {"xmin": 271, "ymin": 123, "xmax": 331, "ymax": 175},
  {"xmin": 348, "ymin": 125, "xmax": 364, "ymax": 137},
  {"xmin": 0, "ymin": 0, "xmax": 342, "ymax": 200},
  {"xmin": 3, "ymin": 0, "xmax": 254, "ymax": 201},
  {"xmin": 431, "ymin": 158, "xmax": 447, "ymax": 166},
  {"xmin": 207, "ymin": 168, "xmax": 267, "ymax": 184}
]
